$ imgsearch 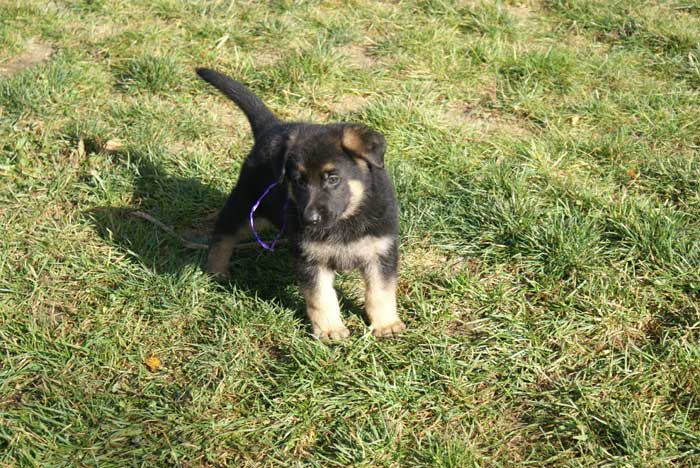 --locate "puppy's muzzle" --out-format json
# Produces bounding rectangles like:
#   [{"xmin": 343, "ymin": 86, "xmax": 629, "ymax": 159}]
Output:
[{"xmin": 302, "ymin": 207, "xmax": 322, "ymax": 225}]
